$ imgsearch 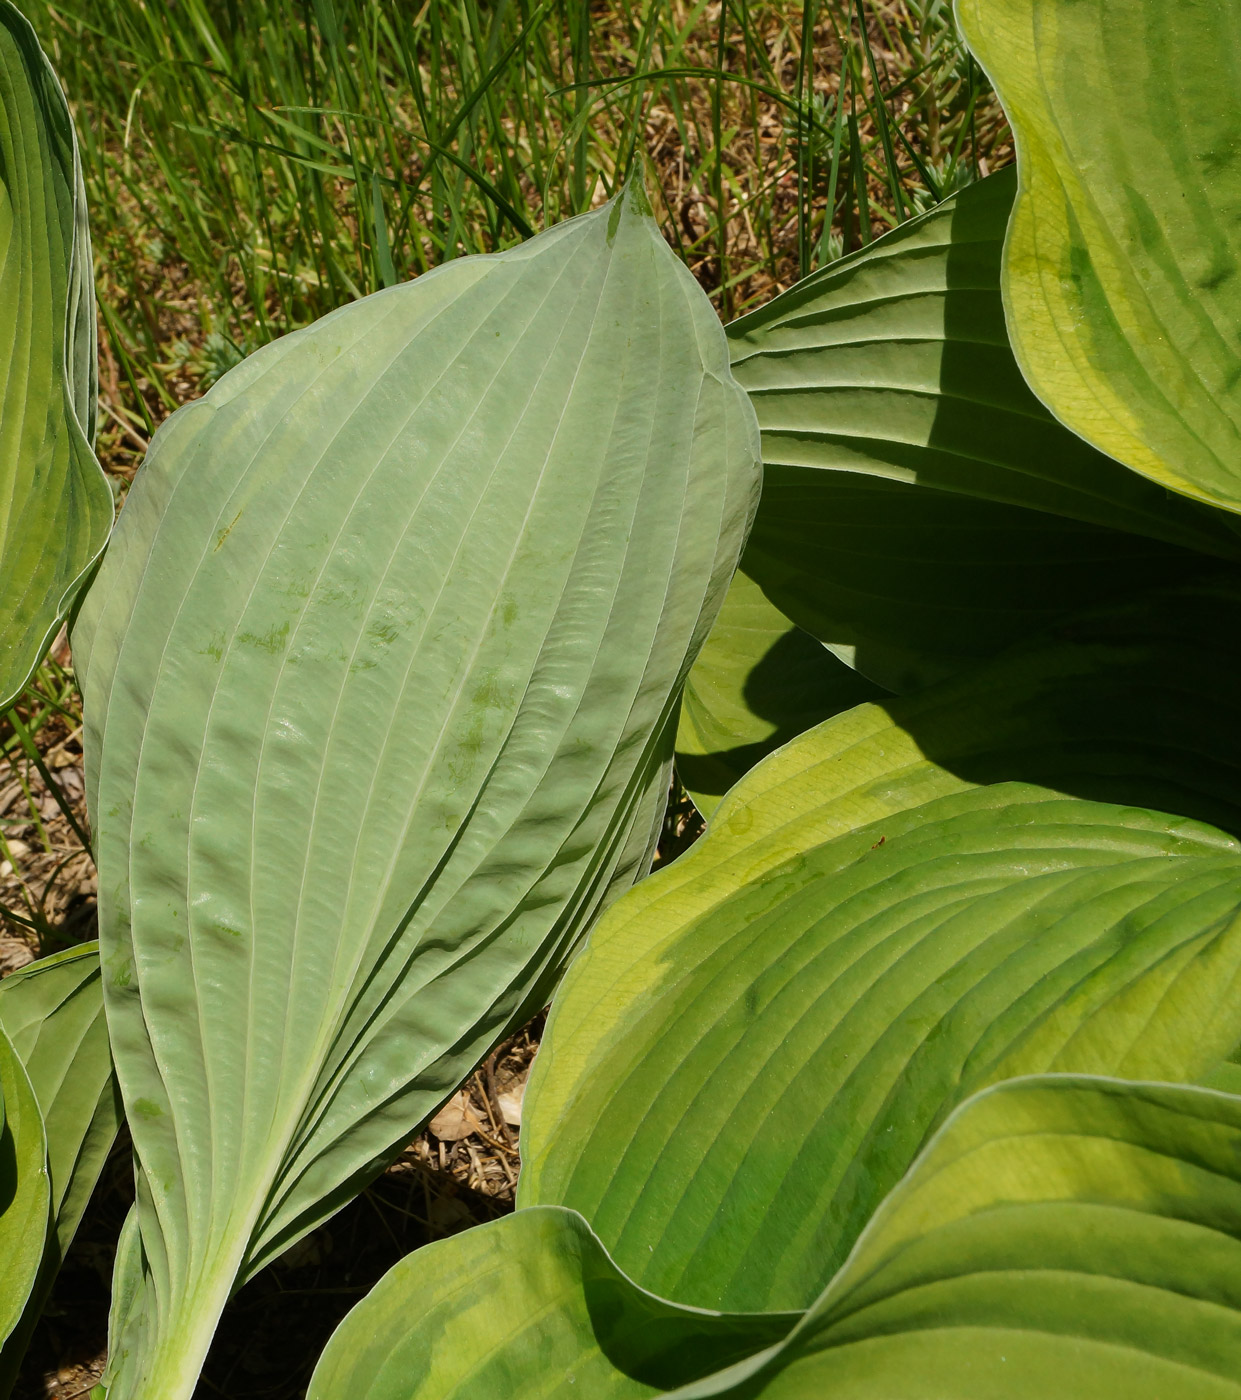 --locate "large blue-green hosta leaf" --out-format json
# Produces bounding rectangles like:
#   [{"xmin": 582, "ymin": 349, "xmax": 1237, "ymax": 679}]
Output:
[
  {"xmin": 725, "ymin": 167, "xmax": 1241, "ymax": 690},
  {"xmin": 0, "ymin": 0, "xmax": 110, "ymax": 710},
  {"xmin": 73, "ymin": 184, "xmax": 759, "ymax": 1400},
  {"xmin": 308, "ymin": 1077, "xmax": 1241, "ymax": 1399},
  {"xmin": 957, "ymin": 0, "xmax": 1241, "ymax": 516},
  {"xmin": 0, "ymin": 945, "xmax": 120, "ymax": 1396}
]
